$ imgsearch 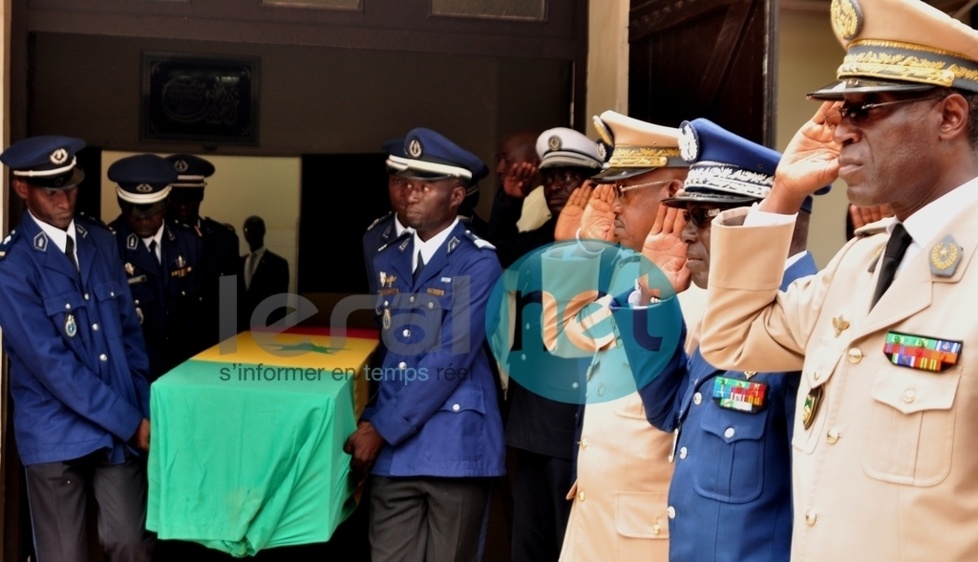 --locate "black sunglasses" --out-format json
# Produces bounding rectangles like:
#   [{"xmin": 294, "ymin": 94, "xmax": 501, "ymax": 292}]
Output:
[
  {"xmin": 837, "ymin": 95, "xmax": 944, "ymax": 125},
  {"xmin": 682, "ymin": 207, "xmax": 722, "ymax": 227}
]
